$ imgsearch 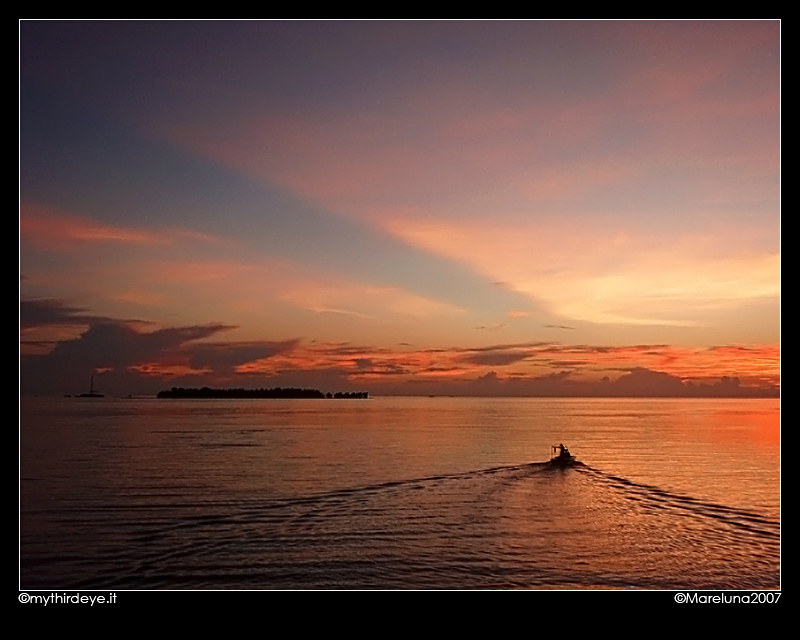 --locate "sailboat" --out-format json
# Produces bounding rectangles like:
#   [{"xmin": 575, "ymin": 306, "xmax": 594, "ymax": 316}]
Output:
[{"xmin": 76, "ymin": 376, "xmax": 104, "ymax": 398}]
